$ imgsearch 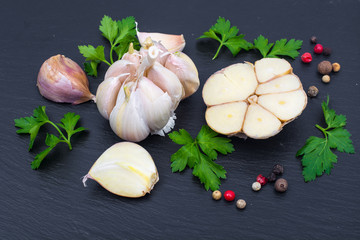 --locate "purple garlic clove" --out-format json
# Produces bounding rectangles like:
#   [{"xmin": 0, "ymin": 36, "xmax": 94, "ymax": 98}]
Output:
[{"xmin": 37, "ymin": 54, "xmax": 95, "ymax": 104}]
